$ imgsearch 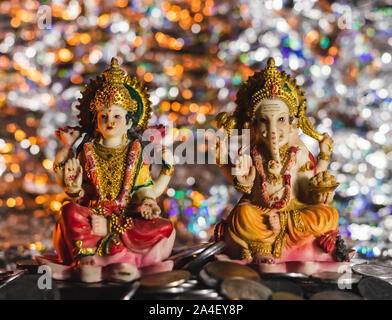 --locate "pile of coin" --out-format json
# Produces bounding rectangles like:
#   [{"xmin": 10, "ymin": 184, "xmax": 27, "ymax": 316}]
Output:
[{"xmin": 12, "ymin": 243, "xmax": 392, "ymax": 300}]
